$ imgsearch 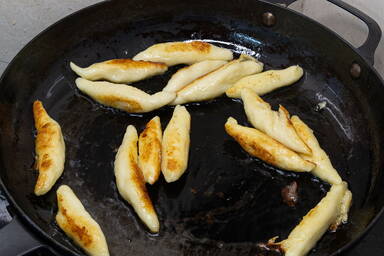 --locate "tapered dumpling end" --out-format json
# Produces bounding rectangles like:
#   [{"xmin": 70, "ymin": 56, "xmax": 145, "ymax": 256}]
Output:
[
  {"xmin": 114, "ymin": 124, "xmax": 160, "ymax": 233},
  {"xmin": 226, "ymin": 116, "xmax": 238, "ymax": 126},
  {"xmin": 70, "ymin": 62, "xmax": 85, "ymax": 77},
  {"xmin": 33, "ymin": 100, "xmax": 65, "ymax": 196},
  {"xmin": 225, "ymin": 116, "xmax": 315, "ymax": 172},
  {"xmin": 226, "ymin": 65, "xmax": 303, "ymax": 98},
  {"xmin": 56, "ymin": 185, "xmax": 110, "ymax": 256},
  {"xmin": 161, "ymin": 105, "xmax": 191, "ymax": 182},
  {"xmin": 290, "ymin": 115, "xmax": 343, "ymax": 185},
  {"xmin": 240, "ymin": 88, "xmax": 311, "ymax": 155},
  {"xmin": 138, "ymin": 116, "xmax": 162, "ymax": 185},
  {"xmin": 133, "ymin": 41, "xmax": 234, "ymax": 66},
  {"xmin": 75, "ymin": 78, "xmax": 175, "ymax": 113}
]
